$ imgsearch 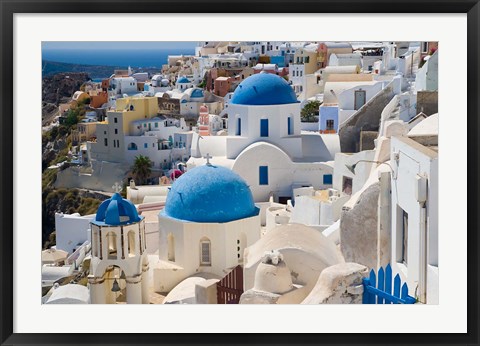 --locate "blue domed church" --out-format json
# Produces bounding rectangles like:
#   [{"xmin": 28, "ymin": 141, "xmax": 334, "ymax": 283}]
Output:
[
  {"xmin": 154, "ymin": 164, "xmax": 261, "ymax": 293},
  {"xmin": 188, "ymin": 72, "xmax": 339, "ymax": 203}
]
